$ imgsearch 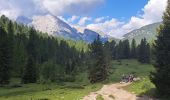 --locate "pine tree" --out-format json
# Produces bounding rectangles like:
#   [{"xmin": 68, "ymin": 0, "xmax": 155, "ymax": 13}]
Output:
[
  {"xmin": 109, "ymin": 40, "xmax": 116, "ymax": 59},
  {"xmin": 22, "ymin": 57, "xmax": 37, "ymax": 83},
  {"xmin": 150, "ymin": 0, "xmax": 170, "ymax": 96},
  {"xmin": 88, "ymin": 35, "xmax": 110, "ymax": 83},
  {"xmin": 116, "ymin": 40, "xmax": 123, "ymax": 59},
  {"xmin": 12, "ymin": 34, "xmax": 28, "ymax": 77},
  {"xmin": 0, "ymin": 27, "xmax": 11, "ymax": 85},
  {"xmin": 138, "ymin": 38, "xmax": 150, "ymax": 63},
  {"xmin": 123, "ymin": 40, "xmax": 130, "ymax": 59},
  {"xmin": 7, "ymin": 20, "xmax": 15, "ymax": 76},
  {"xmin": 131, "ymin": 39, "xmax": 137, "ymax": 58},
  {"xmin": 22, "ymin": 28, "xmax": 38, "ymax": 83},
  {"xmin": 145, "ymin": 43, "xmax": 151, "ymax": 63}
]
